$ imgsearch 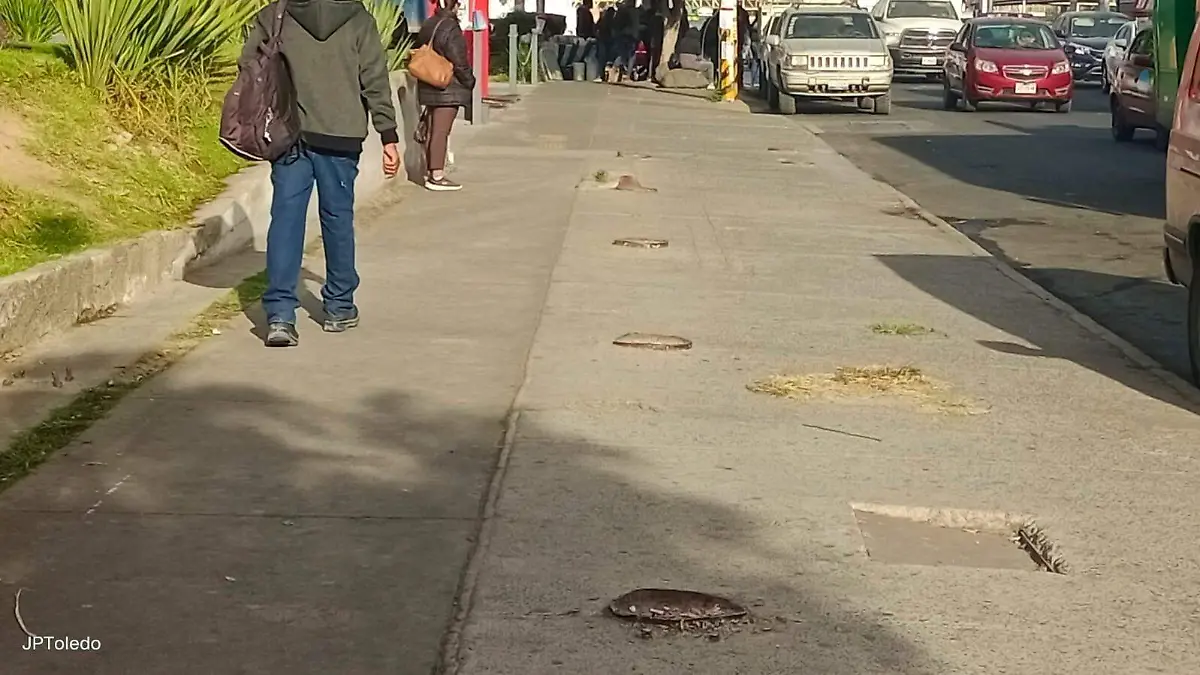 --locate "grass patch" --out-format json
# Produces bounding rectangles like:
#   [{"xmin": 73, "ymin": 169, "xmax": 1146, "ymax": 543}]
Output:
[
  {"xmin": 871, "ymin": 322, "xmax": 935, "ymax": 336},
  {"xmin": 593, "ymin": 169, "xmax": 609, "ymax": 182},
  {"xmin": 748, "ymin": 366, "xmax": 986, "ymax": 415},
  {"xmin": 0, "ymin": 270, "xmax": 266, "ymax": 491},
  {"xmin": 0, "ymin": 47, "xmax": 244, "ymax": 275}
]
